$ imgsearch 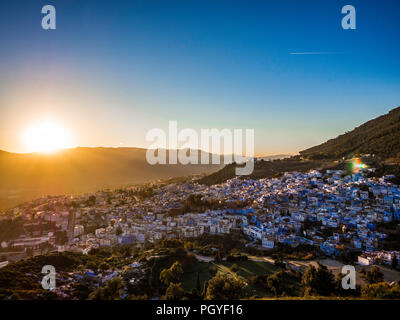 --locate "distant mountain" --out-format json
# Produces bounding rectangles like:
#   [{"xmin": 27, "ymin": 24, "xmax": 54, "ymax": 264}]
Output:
[
  {"xmin": 0, "ymin": 147, "xmax": 223, "ymax": 210},
  {"xmin": 300, "ymin": 106, "xmax": 400, "ymax": 160},
  {"xmin": 257, "ymin": 154, "xmax": 291, "ymax": 161}
]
